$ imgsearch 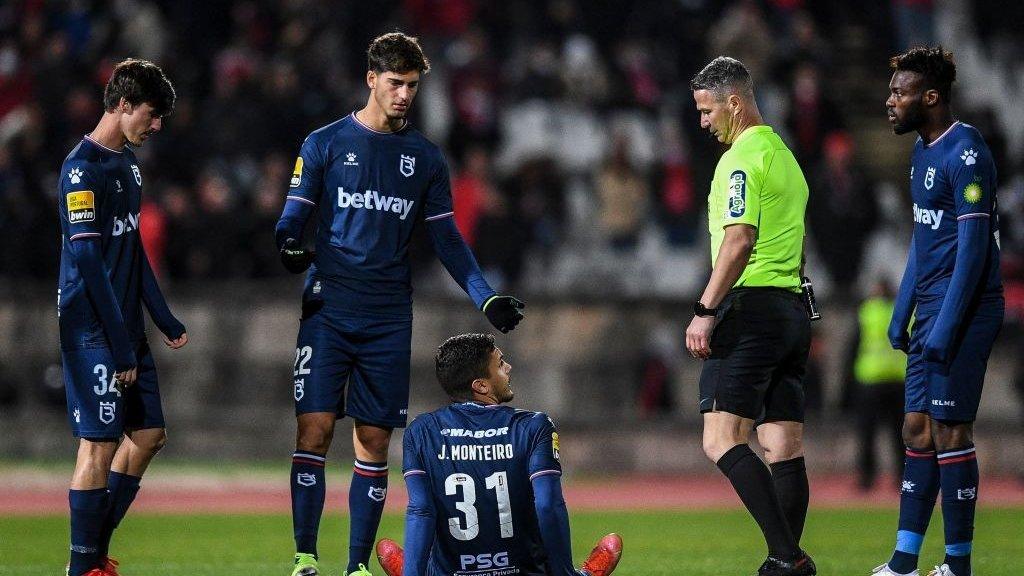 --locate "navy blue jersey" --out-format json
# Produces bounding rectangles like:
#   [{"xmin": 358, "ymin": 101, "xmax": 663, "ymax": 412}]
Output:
[
  {"xmin": 402, "ymin": 402, "xmax": 562, "ymax": 576},
  {"xmin": 57, "ymin": 137, "xmax": 146, "ymax": 348},
  {"xmin": 287, "ymin": 113, "xmax": 453, "ymax": 312},
  {"xmin": 910, "ymin": 122, "xmax": 1001, "ymax": 307}
]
